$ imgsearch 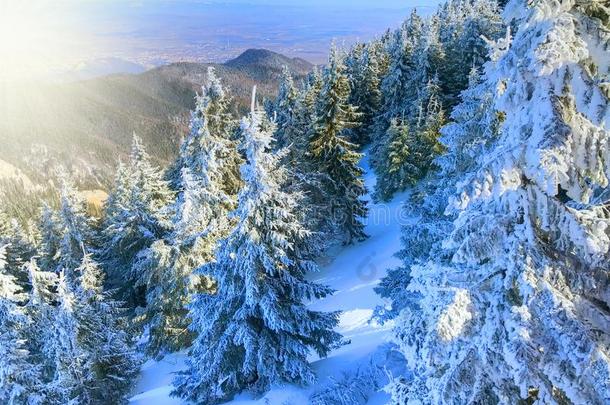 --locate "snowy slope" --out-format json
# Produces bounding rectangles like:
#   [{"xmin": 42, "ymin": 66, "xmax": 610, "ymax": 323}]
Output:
[{"xmin": 130, "ymin": 152, "xmax": 408, "ymax": 404}]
